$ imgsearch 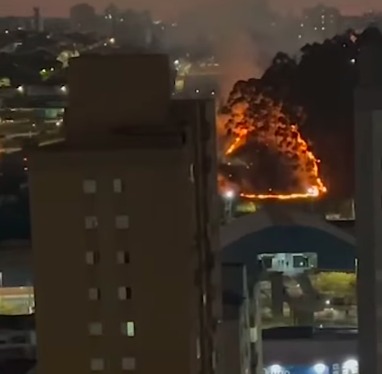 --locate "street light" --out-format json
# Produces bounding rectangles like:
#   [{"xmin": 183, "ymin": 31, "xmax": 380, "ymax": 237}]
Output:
[{"xmin": 223, "ymin": 189, "xmax": 235, "ymax": 222}]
